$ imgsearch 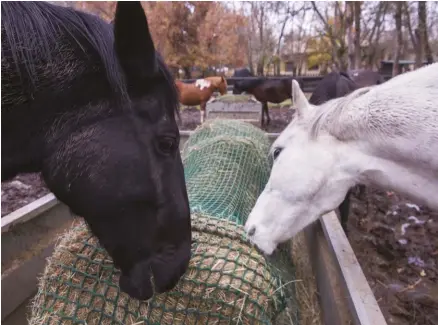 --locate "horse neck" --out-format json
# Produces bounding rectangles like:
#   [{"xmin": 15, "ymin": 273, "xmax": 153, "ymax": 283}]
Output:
[{"xmin": 346, "ymin": 141, "xmax": 438, "ymax": 210}]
